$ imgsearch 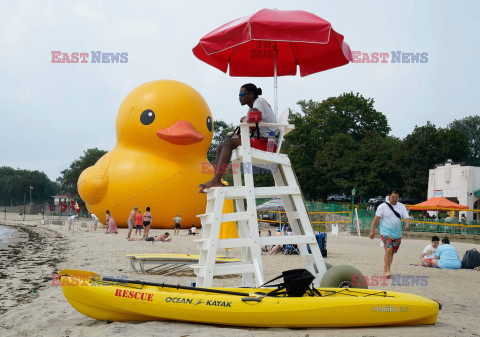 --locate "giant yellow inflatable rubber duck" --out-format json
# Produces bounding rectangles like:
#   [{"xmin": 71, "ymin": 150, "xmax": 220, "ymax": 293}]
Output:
[{"xmin": 78, "ymin": 80, "xmax": 236, "ymax": 231}]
